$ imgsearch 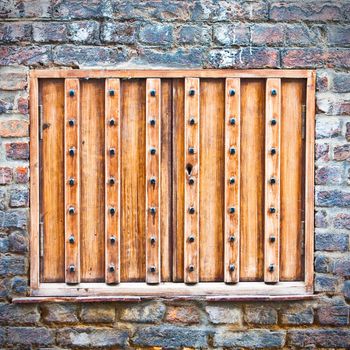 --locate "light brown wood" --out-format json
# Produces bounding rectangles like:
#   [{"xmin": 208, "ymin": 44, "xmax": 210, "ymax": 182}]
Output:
[
  {"xmin": 80, "ymin": 80, "xmax": 105, "ymax": 282},
  {"xmin": 264, "ymin": 78, "xmax": 281, "ymax": 283},
  {"xmin": 224, "ymin": 78, "xmax": 240, "ymax": 283},
  {"xmin": 305, "ymin": 72, "xmax": 315, "ymax": 292},
  {"xmin": 240, "ymin": 79, "xmax": 265, "ymax": 281},
  {"xmin": 64, "ymin": 79, "xmax": 80, "ymax": 284},
  {"xmin": 172, "ymin": 79, "xmax": 185, "ymax": 282},
  {"xmin": 40, "ymin": 79, "xmax": 65, "ymax": 282},
  {"xmin": 120, "ymin": 79, "xmax": 146, "ymax": 282},
  {"xmin": 30, "ymin": 76, "xmax": 40, "ymax": 290},
  {"xmin": 146, "ymin": 79, "xmax": 161, "ymax": 284},
  {"xmin": 105, "ymin": 79, "xmax": 121, "ymax": 284},
  {"xmin": 31, "ymin": 69, "xmax": 312, "ymax": 79},
  {"xmin": 184, "ymin": 78, "xmax": 200, "ymax": 284},
  {"xmin": 280, "ymin": 79, "xmax": 306, "ymax": 282},
  {"xmin": 160, "ymin": 79, "xmax": 172, "ymax": 282},
  {"xmin": 199, "ymin": 79, "xmax": 224, "ymax": 282}
]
